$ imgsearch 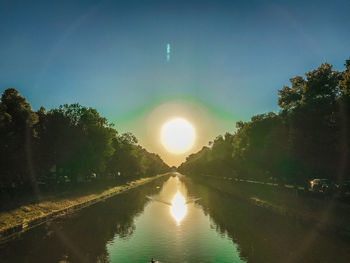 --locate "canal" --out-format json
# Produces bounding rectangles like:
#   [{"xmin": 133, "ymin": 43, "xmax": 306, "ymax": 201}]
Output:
[{"xmin": 1, "ymin": 173, "xmax": 349, "ymax": 262}]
